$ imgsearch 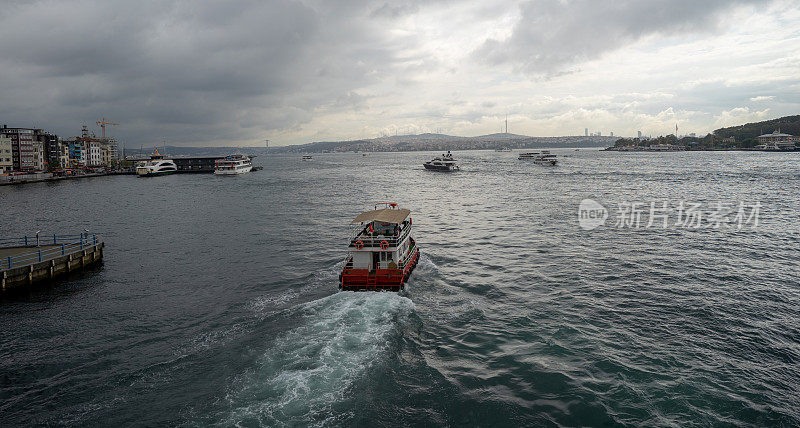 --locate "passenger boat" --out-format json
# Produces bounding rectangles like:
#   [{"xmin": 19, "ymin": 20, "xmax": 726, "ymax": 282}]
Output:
[
  {"xmin": 423, "ymin": 151, "xmax": 459, "ymax": 171},
  {"xmin": 339, "ymin": 202, "xmax": 420, "ymax": 291},
  {"xmin": 214, "ymin": 154, "xmax": 253, "ymax": 175},
  {"xmin": 302, "ymin": 155, "xmax": 313, "ymax": 161},
  {"xmin": 136, "ymin": 148, "xmax": 178, "ymax": 177},
  {"xmin": 519, "ymin": 150, "xmax": 558, "ymax": 165}
]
